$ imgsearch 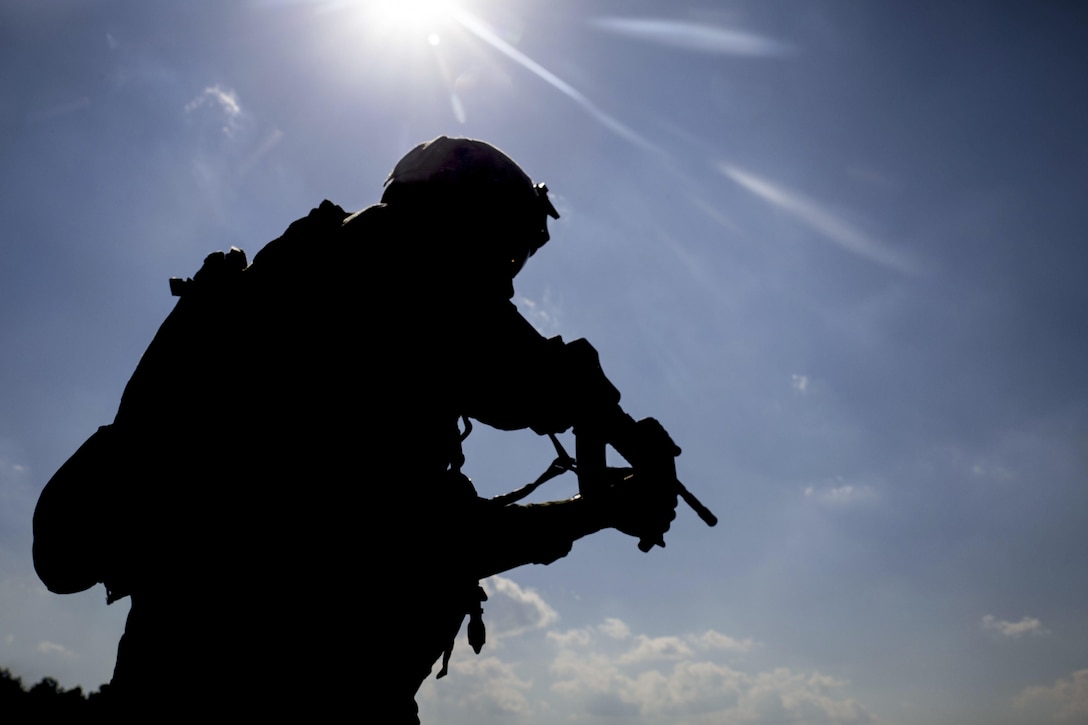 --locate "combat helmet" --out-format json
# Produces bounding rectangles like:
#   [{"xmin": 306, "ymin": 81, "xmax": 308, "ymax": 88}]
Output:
[{"xmin": 381, "ymin": 136, "xmax": 559, "ymax": 280}]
